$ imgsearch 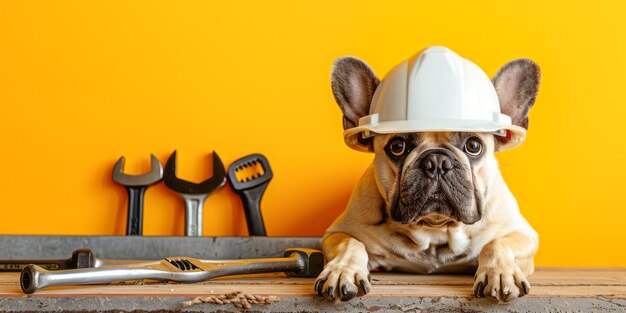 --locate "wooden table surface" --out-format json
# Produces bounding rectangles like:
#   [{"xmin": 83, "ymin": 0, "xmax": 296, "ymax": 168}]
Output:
[
  {"xmin": 2, "ymin": 268, "xmax": 626, "ymax": 297},
  {"xmin": 1, "ymin": 268, "xmax": 625, "ymax": 312}
]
